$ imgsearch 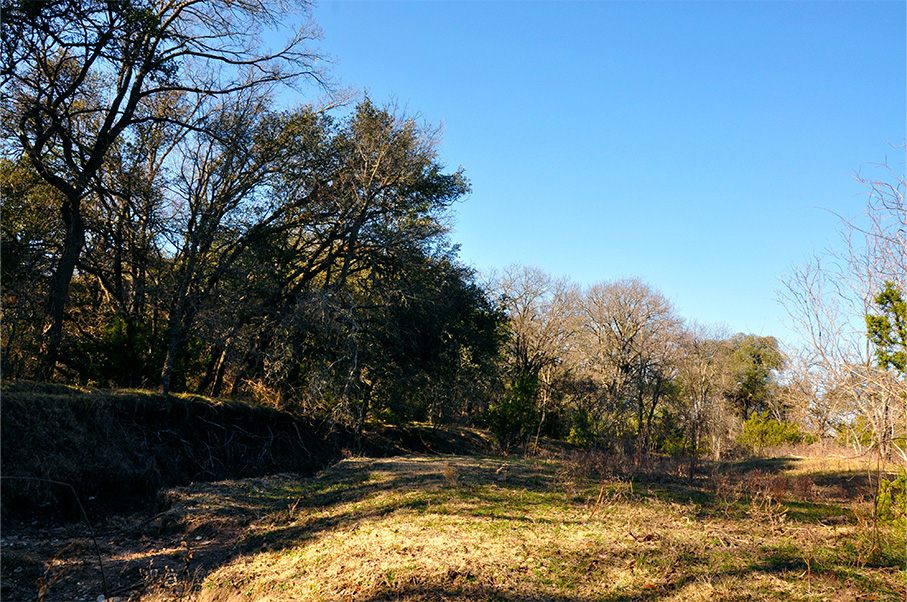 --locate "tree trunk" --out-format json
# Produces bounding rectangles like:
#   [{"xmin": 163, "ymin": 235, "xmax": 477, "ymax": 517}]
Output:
[
  {"xmin": 198, "ymin": 345, "xmax": 225, "ymax": 394},
  {"xmin": 41, "ymin": 196, "xmax": 85, "ymax": 379},
  {"xmin": 211, "ymin": 346, "xmax": 229, "ymax": 397},
  {"xmin": 160, "ymin": 270, "xmax": 192, "ymax": 395},
  {"xmin": 159, "ymin": 312, "xmax": 183, "ymax": 396},
  {"xmin": 356, "ymin": 386, "xmax": 372, "ymax": 451},
  {"xmin": 533, "ymin": 373, "xmax": 551, "ymax": 453},
  {"xmin": 634, "ymin": 386, "xmax": 646, "ymax": 467},
  {"xmin": 160, "ymin": 247, "xmax": 199, "ymax": 395}
]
